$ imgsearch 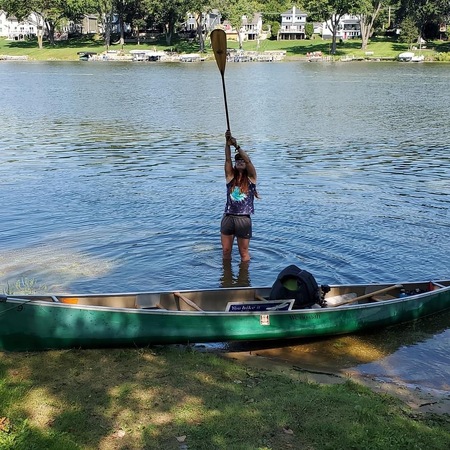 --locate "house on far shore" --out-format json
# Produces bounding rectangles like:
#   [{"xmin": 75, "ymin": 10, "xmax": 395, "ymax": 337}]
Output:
[
  {"xmin": 278, "ymin": 6, "xmax": 307, "ymax": 40},
  {"xmin": 0, "ymin": 10, "xmax": 37, "ymax": 40},
  {"xmin": 322, "ymin": 14, "xmax": 361, "ymax": 40},
  {"xmin": 223, "ymin": 12, "xmax": 265, "ymax": 42},
  {"xmin": 241, "ymin": 13, "xmax": 263, "ymax": 40},
  {"xmin": 313, "ymin": 22, "xmax": 323, "ymax": 36},
  {"xmin": 184, "ymin": 9, "xmax": 221, "ymax": 36}
]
